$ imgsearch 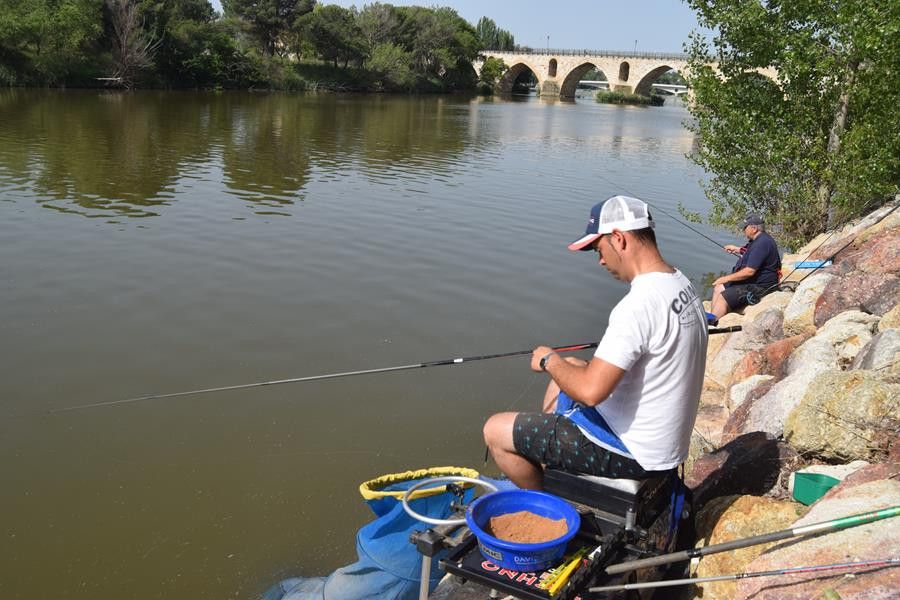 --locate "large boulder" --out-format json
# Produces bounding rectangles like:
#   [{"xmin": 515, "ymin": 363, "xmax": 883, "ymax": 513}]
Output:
[
  {"xmin": 686, "ymin": 432, "xmax": 798, "ymax": 508},
  {"xmin": 828, "ymin": 227, "xmax": 900, "ymax": 277},
  {"xmin": 730, "ymin": 334, "xmax": 809, "ymax": 383},
  {"xmin": 851, "ymin": 329, "xmax": 900, "ymax": 373},
  {"xmin": 878, "ymin": 303, "xmax": 900, "ymax": 331},
  {"xmin": 707, "ymin": 308, "xmax": 786, "ymax": 388},
  {"xmin": 784, "ymin": 370, "xmax": 900, "ymax": 462},
  {"xmin": 735, "ymin": 478, "xmax": 900, "ymax": 600},
  {"xmin": 727, "ymin": 311, "xmax": 879, "ymax": 440},
  {"xmin": 783, "ymin": 272, "xmax": 835, "ymax": 336},
  {"xmin": 692, "ymin": 495, "xmax": 804, "ymax": 600},
  {"xmin": 802, "ymin": 310, "xmax": 880, "ymax": 367},
  {"xmin": 728, "ymin": 374, "xmax": 775, "ymax": 411},
  {"xmin": 809, "ymin": 202, "xmax": 900, "ymax": 263},
  {"xmin": 814, "ymin": 271, "xmax": 900, "ymax": 326},
  {"xmin": 742, "ymin": 291, "xmax": 792, "ymax": 321}
]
